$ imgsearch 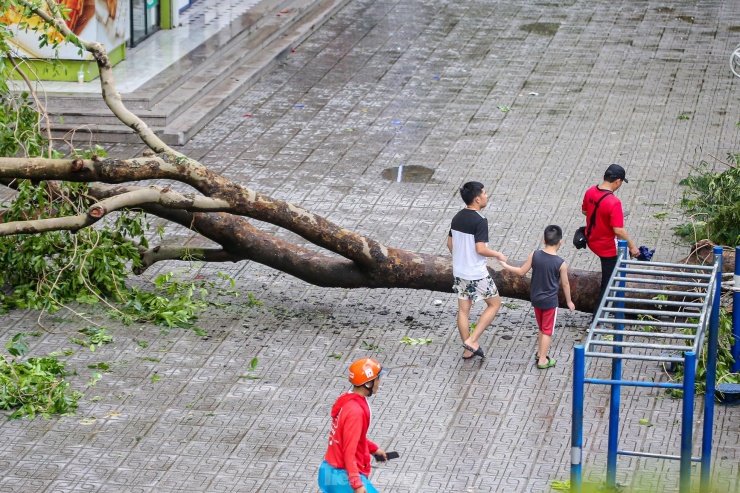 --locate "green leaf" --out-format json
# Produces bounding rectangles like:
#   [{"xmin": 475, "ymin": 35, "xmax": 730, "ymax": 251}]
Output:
[
  {"xmin": 401, "ymin": 336, "xmax": 433, "ymax": 346},
  {"xmin": 551, "ymin": 479, "xmax": 570, "ymax": 490},
  {"xmin": 6, "ymin": 333, "xmax": 30, "ymax": 357}
]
